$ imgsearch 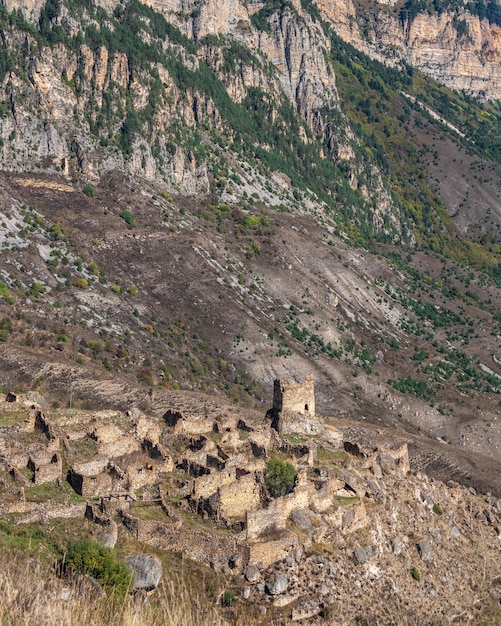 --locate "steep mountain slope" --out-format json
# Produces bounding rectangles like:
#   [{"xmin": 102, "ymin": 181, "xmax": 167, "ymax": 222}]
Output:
[{"xmin": 0, "ymin": 0, "xmax": 500, "ymax": 490}]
